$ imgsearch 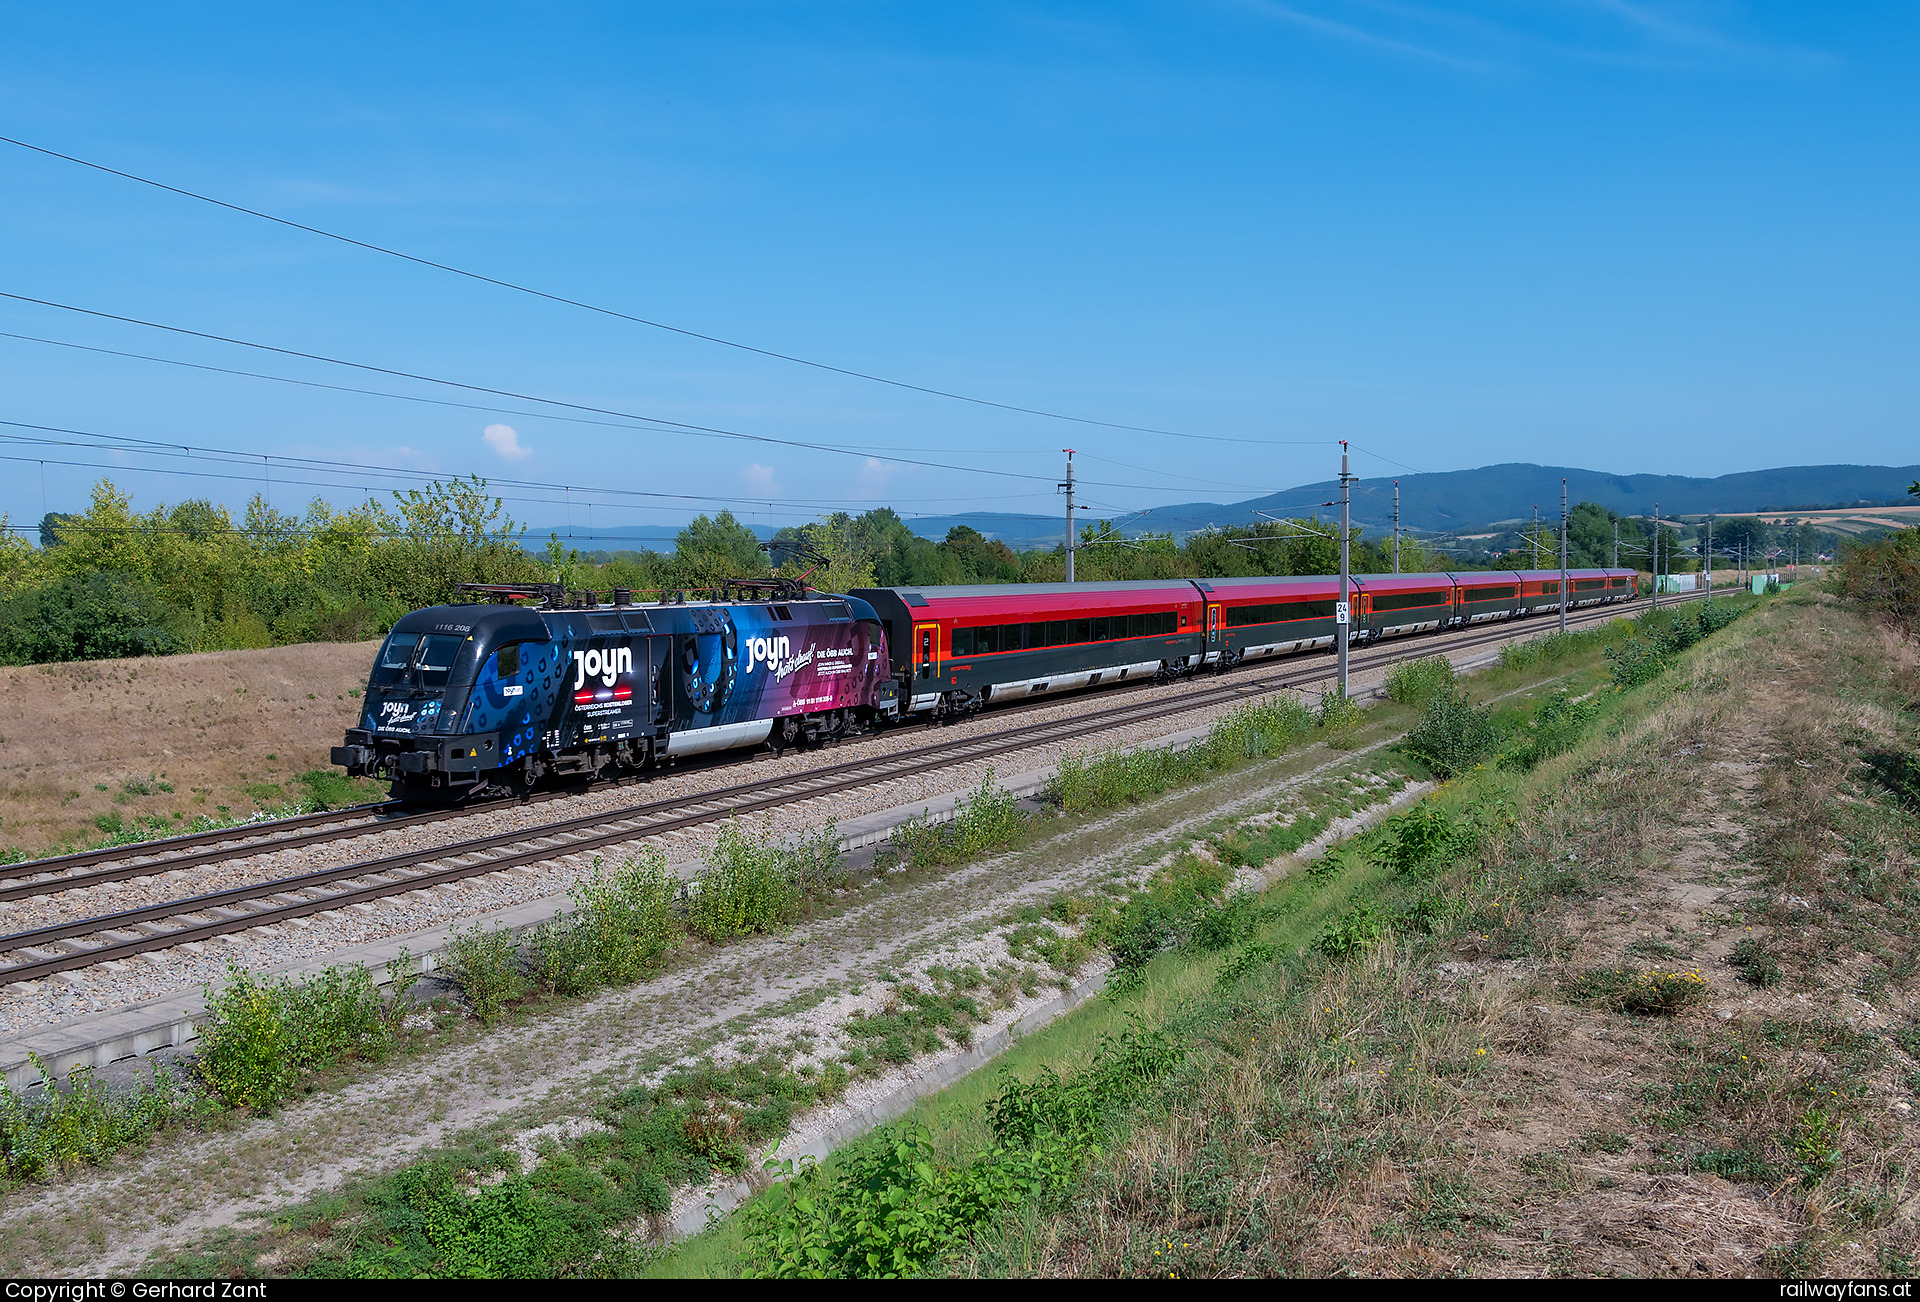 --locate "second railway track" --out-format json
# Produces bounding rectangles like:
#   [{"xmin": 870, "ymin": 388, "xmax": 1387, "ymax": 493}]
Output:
[{"xmin": 0, "ymin": 597, "xmax": 1695, "ymax": 987}]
